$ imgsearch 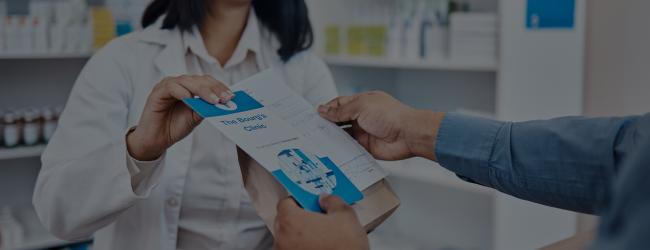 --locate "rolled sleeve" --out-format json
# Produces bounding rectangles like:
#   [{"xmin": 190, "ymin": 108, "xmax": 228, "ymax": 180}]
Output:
[
  {"xmin": 435, "ymin": 113, "xmax": 506, "ymax": 187},
  {"xmin": 434, "ymin": 112, "xmax": 642, "ymax": 214},
  {"xmin": 126, "ymin": 152, "xmax": 165, "ymax": 196},
  {"xmin": 124, "ymin": 128, "xmax": 165, "ymax": 197}
]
